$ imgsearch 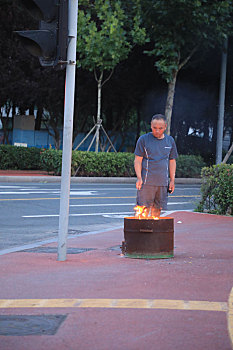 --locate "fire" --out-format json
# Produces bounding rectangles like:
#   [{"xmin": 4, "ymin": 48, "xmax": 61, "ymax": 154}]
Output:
[
  {"xmin": 134, "ymin": 205, "xmax": 160, "ymax": 220},
  {"xmin": 134, "ymin": 205, "xmax": 146, "ymax": 218}
]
